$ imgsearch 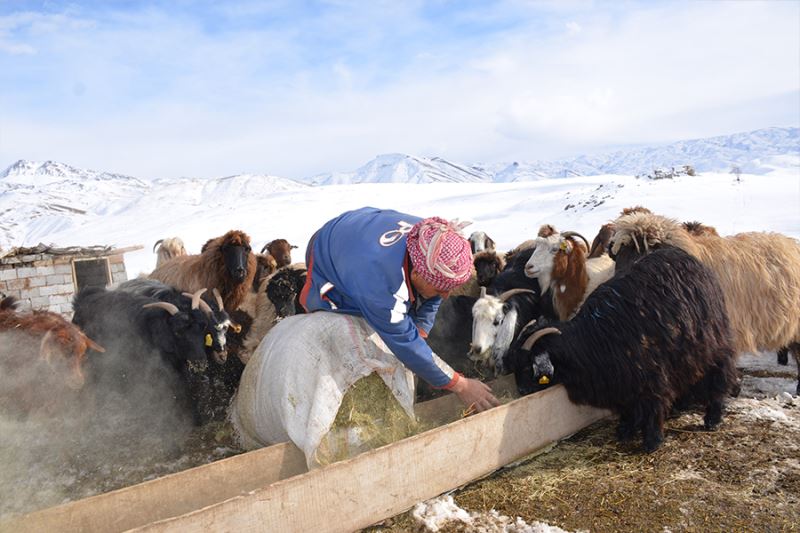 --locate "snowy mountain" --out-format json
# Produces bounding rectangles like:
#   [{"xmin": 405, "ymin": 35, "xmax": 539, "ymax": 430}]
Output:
[
  {"xmin": 306, "ymin": 153, "xmax": 492, "ymax": 185},
  {"xmin": 0, "ymin": 126, "xmax": 797, "ymax": 269},
  {"xmin": 311, "ymin": 127, "xmax": 799, "ymax": 184},
  {"xmin": 0, "ymin": 162, "xmax": 307, "ymax": 249}
]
